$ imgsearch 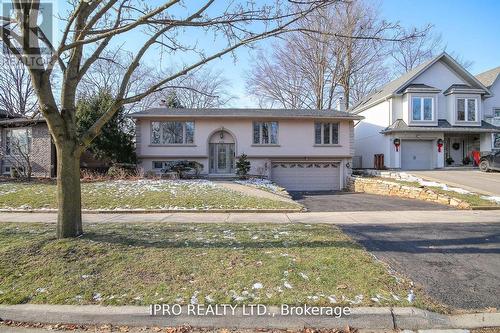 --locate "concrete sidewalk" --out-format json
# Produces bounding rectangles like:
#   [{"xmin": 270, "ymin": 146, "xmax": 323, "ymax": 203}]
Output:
[
  {"xmin": 0, "ymin": 210, "xmax": 499, "ymax": 224},
  {"xmin": 0, "ymin": 304, "xmax": 499, "ymax": 330}
]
